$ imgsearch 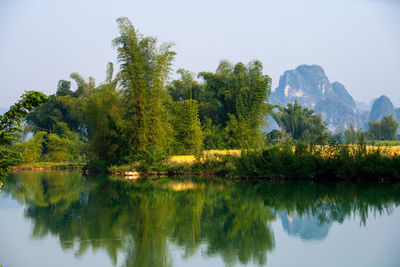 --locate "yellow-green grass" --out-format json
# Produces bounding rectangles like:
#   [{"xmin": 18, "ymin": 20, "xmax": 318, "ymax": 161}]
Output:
[
  {"xmin": 168, "ymin": 149, "xmax": 241, "ymax": 164},
  {"xmin": 168, "ymin": 146, "xmax": 400, "ymax": 165},
  {"xmin": 317, "ymin": 145, "xmax": 400, "ymax": 158}
]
